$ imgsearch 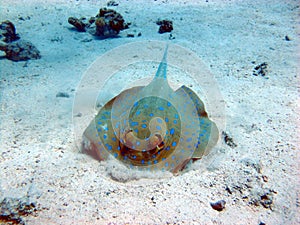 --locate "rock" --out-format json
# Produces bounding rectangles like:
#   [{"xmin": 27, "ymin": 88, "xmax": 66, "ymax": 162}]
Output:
[
  {"xmin": 56, "ymin": 92, "xmax": 70, "ymax": 98},
  {"xmin": 259, "ymin": 190, "xmax": 274, "ymax": 209},
  {"xmin": 285, "ymin": 35, "xmax": 291, "ymax": 41},
  {"xmin": 107, "ymin": 0, "xmax": 119, "ymax": 6},
  {"xmin": 0, "ymin": 196, "xmax": 37, "ymax": 225},
  {"xmin": 210, "ymin": 200, "xmax": 226, "ymax": 211},
  {"xmin": 68, "ymin": 17, "xmax": 87, "ymax": 32},
  {"xmin": 0, "ymin": 20, "xmax": 20, "ymax": 43},
  {"xmin": 0, "ymin": 40, "xmax": 41, "ymax": 61},
  {"xmin": 253, "ymin": 62, "xmax": 268, "ymax": 77},
  {"xmin": 156, "ymin": 19, "xmax": 173, "ymax": 34},
  {"xmin": 222, "ymin": 131, "xmax": 237, "ymax": 148}
]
